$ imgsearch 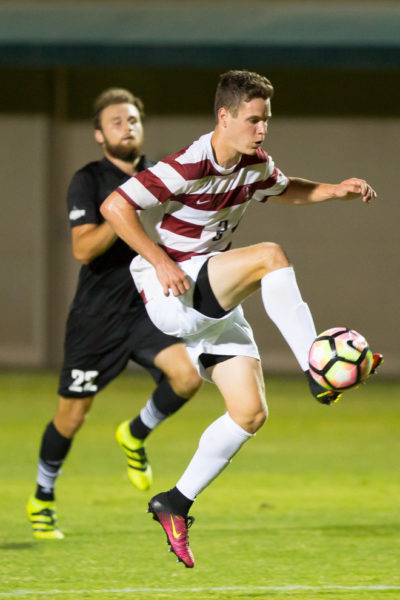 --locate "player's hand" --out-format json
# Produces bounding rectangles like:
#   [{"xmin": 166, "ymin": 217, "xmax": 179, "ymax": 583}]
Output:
[
  {"xmin": 155, "ymin": 258, "xmax": 190, "ymax": 297},
  {"xmin": 335, "ymin": 178, "xmax": 377, "ymax": 203}
]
